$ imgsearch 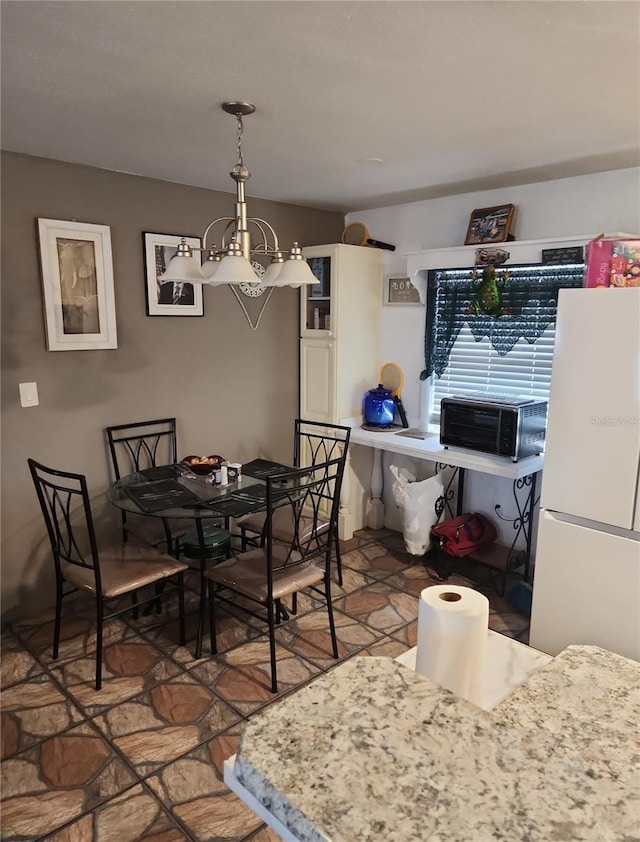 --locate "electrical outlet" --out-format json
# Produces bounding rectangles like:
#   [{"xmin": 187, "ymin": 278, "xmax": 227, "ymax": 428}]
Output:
[{"xmin": 19, "ymin": 382, "xmax": 39, "ymax": 407}]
